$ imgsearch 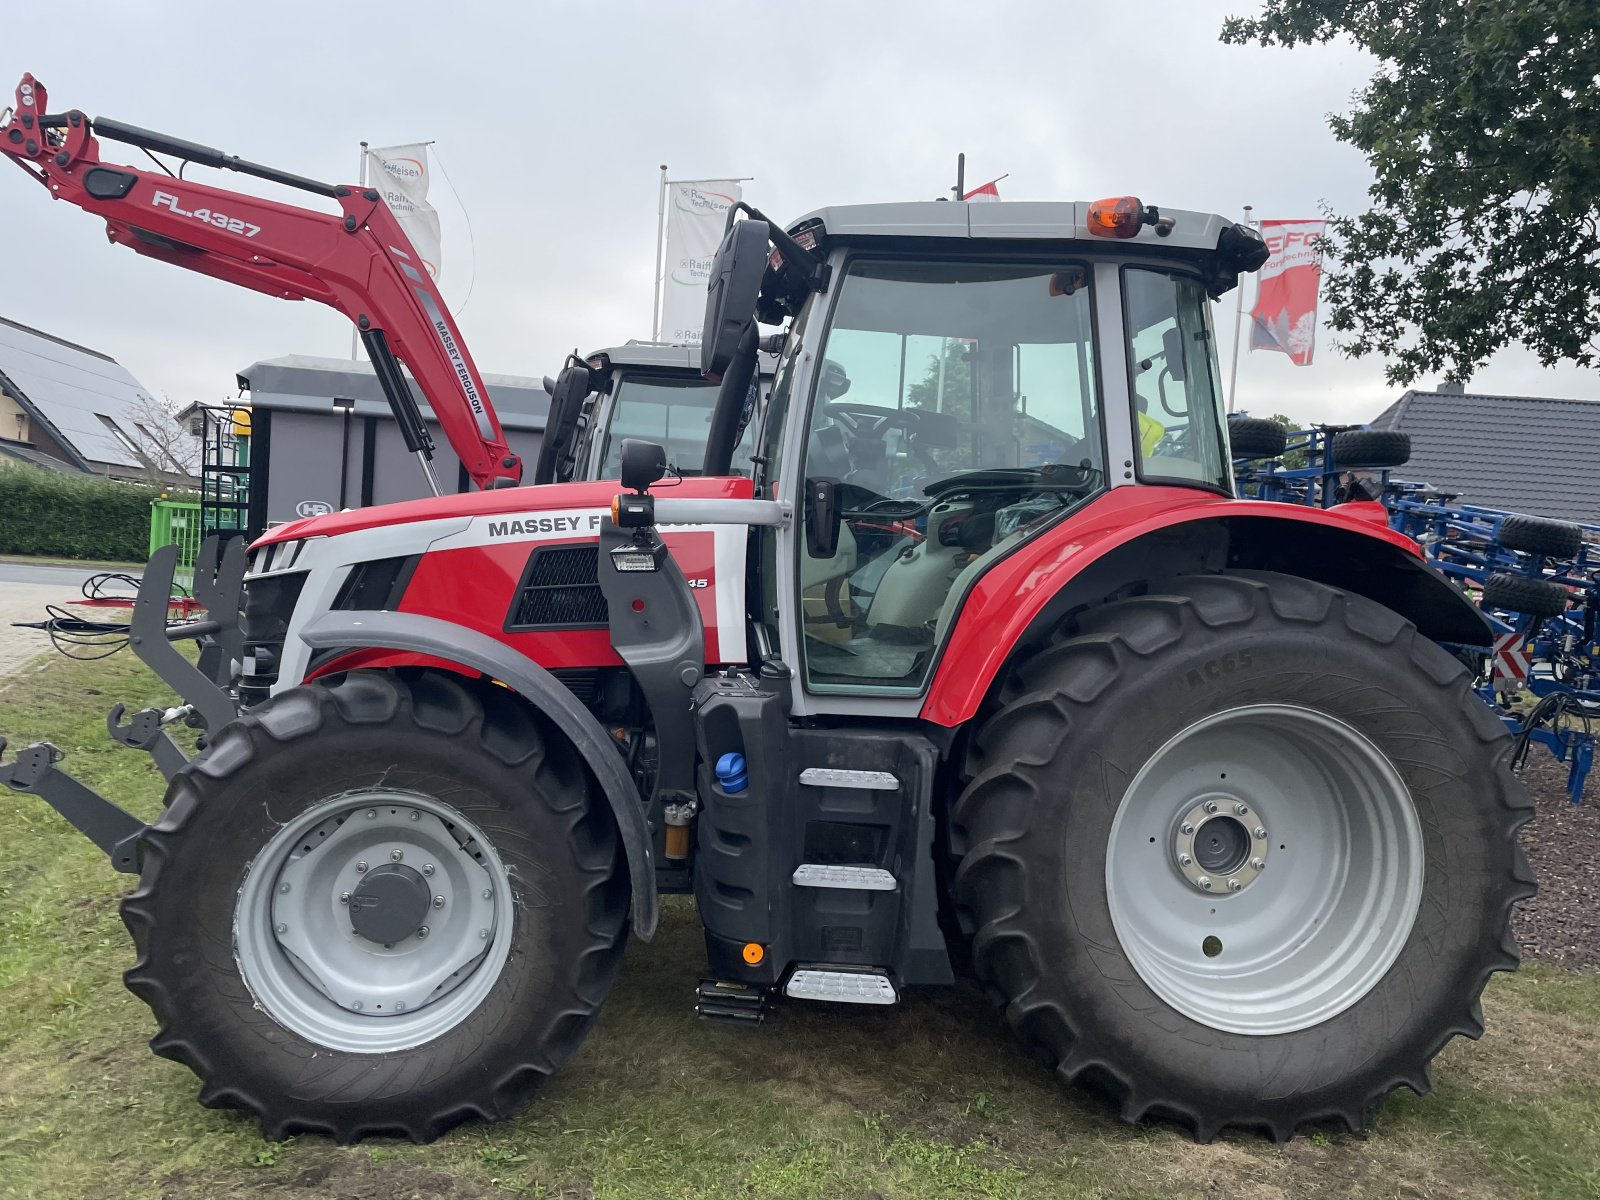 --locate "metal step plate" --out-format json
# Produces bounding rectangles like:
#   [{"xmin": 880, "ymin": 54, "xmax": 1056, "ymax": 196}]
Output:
[
  {"xmin": 785, "ymin": 968, "xmax": 898, "ymax": 1005},
  {"xmin": 798, "ymin": 767, "xmax": 899, "ymax": 791},
  {"xmin": 792, "ymin": 864, "xmax": 898, "ymax": 891}
]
